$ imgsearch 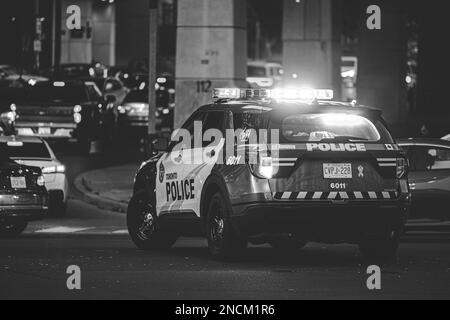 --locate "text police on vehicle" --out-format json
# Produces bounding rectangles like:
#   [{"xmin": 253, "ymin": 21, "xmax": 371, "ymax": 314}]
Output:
[{"xmin": 127, "ymin": 88, "xmax": 411, "ymax": 261}]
